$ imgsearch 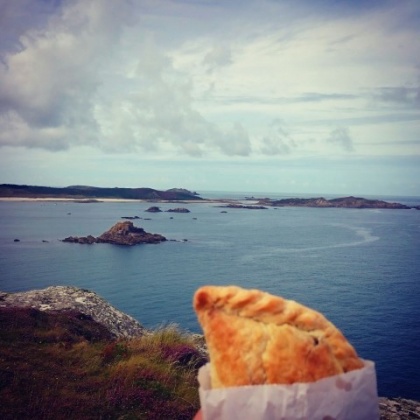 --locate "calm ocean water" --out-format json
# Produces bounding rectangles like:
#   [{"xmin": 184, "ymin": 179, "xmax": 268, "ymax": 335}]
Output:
[{"xmin": 1, "ymin": 192, "xmax": 419, "ymax": 400}]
